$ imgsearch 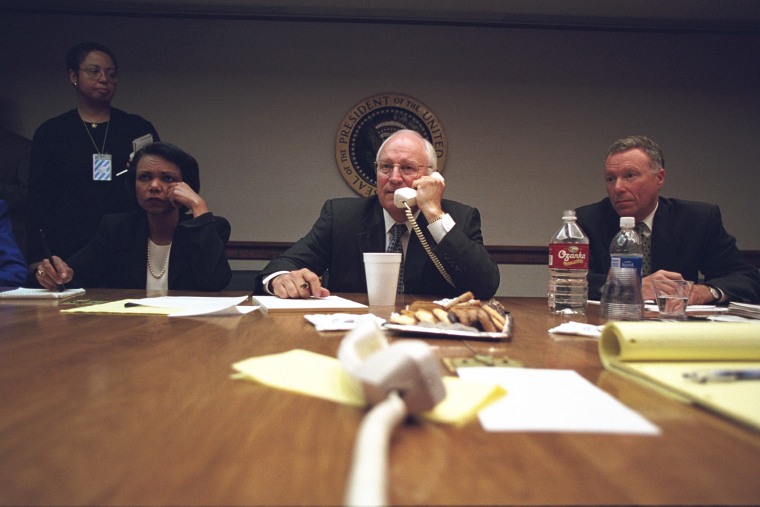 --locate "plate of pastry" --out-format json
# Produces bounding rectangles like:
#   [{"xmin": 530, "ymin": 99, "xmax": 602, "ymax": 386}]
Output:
[{"xmin": 382, "ymin": 292, "xmax": 512, "ymax": 341}]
